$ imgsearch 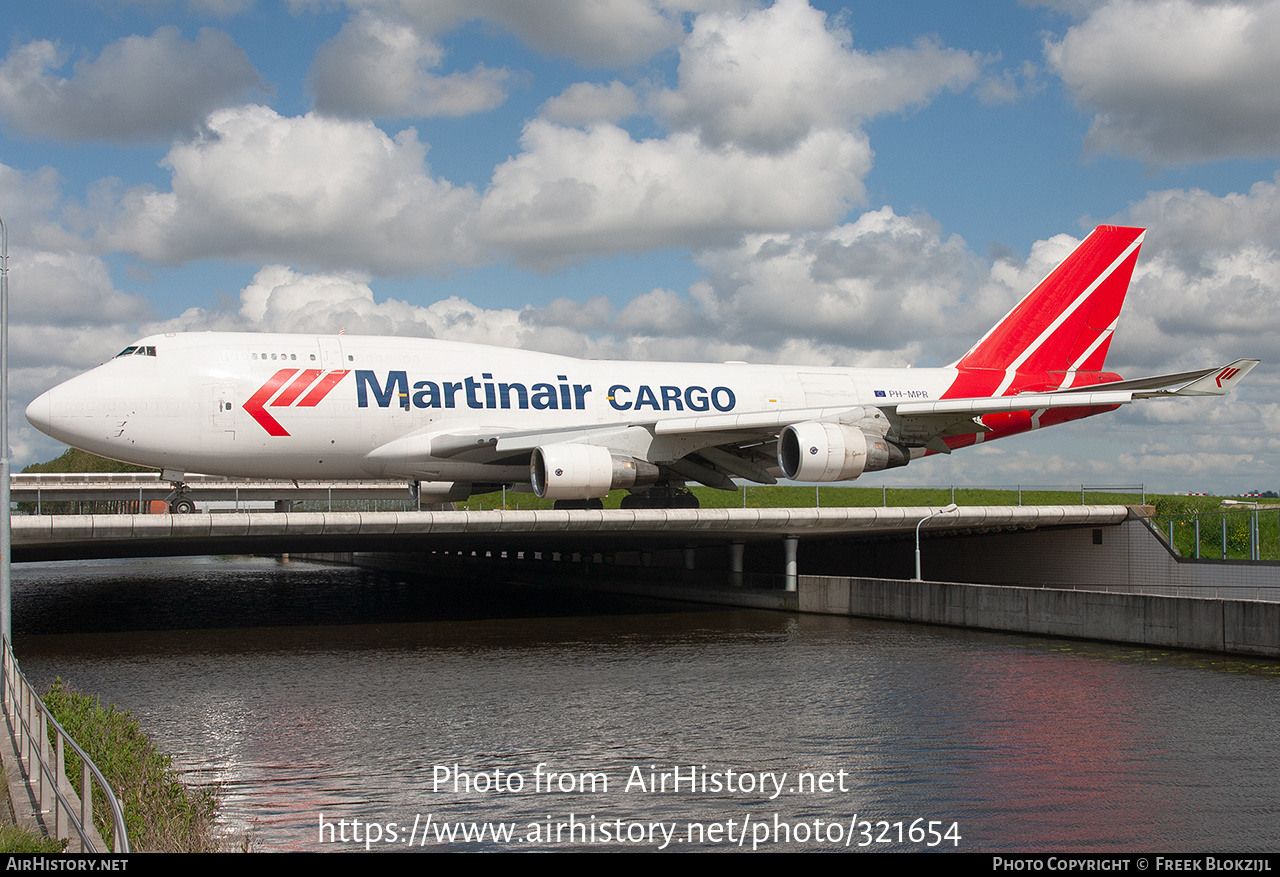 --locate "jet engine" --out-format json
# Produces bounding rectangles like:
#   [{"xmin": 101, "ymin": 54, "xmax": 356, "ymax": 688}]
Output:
[
  {"xmin": 778, "ymin": 421, "xmax": 909, "ymax": 482},
  {"xmin": 531, "ymin": 444, "xmax": 660, "ymax": 500}
]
